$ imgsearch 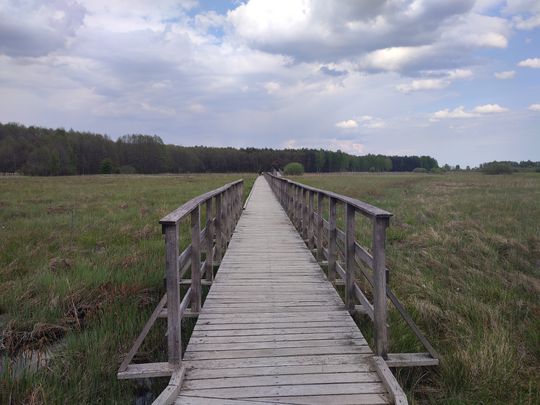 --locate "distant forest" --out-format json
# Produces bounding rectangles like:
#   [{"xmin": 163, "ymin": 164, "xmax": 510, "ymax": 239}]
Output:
[{"xmin": 0, "ymin": 122, "xmax": 440, "ymax": 175}]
